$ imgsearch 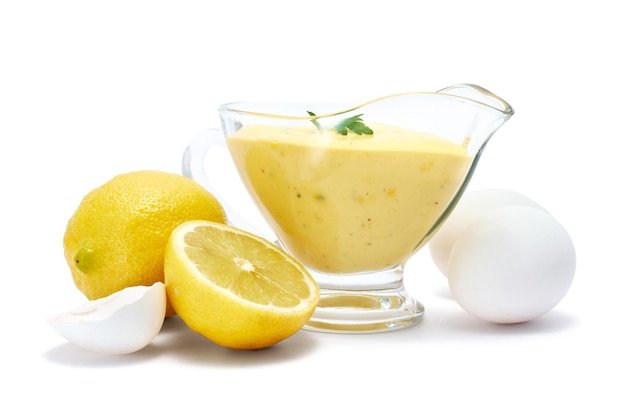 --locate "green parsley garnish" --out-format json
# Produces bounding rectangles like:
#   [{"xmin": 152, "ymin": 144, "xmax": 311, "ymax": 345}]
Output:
[
  {"xmin": 307, "ymin": 111, "xmax": 374, "ymax": 136},
  {"xmin": 306, "ymin": 111, "xmax": 323, "ymax": 131},
  {"xmin": 334, "ymin": 114, "xmax": 373, "ymax": 135}
]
